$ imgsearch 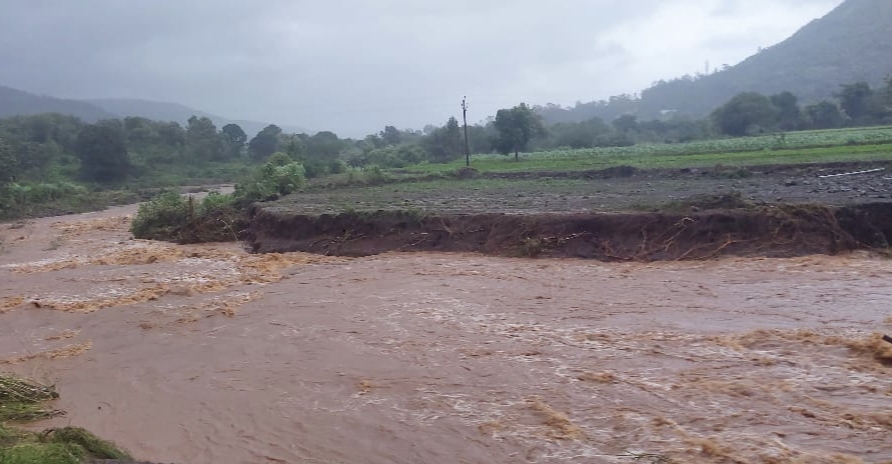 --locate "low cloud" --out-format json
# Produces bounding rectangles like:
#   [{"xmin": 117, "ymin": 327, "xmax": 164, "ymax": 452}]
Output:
[{"xmin": 0, "ymin": 0, "xmax": 841, "ymax": 136}]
